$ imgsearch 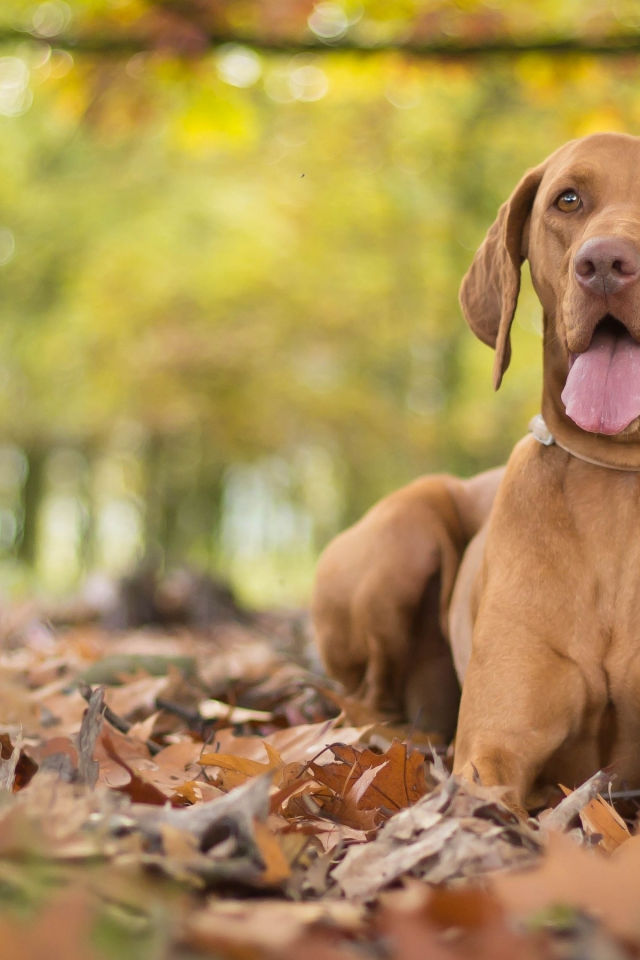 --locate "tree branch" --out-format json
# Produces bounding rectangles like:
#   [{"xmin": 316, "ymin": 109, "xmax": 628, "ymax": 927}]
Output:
[{"xmin": 3, "ymin": 28, "xmax": 640, "ymax": 58}]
